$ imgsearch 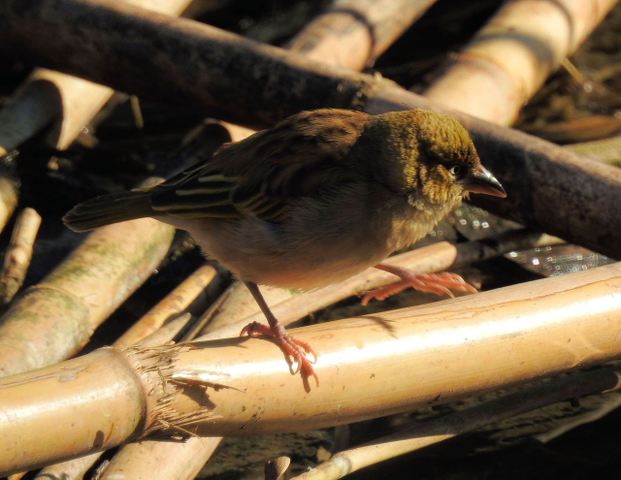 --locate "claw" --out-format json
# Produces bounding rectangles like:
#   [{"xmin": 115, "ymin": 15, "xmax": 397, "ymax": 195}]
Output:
[{"xmin": 363, "ymin": 268, "xmax": 477, "ymax": 305}]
